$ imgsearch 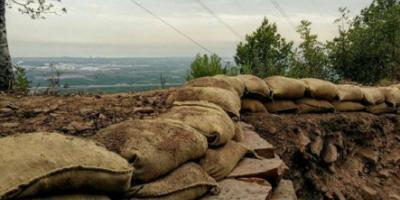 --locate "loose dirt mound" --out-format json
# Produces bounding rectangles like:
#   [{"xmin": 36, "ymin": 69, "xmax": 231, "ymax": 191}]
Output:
[{"xmin": 242, "ymin": 112, "xmax": 400, "ymax": 200}]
